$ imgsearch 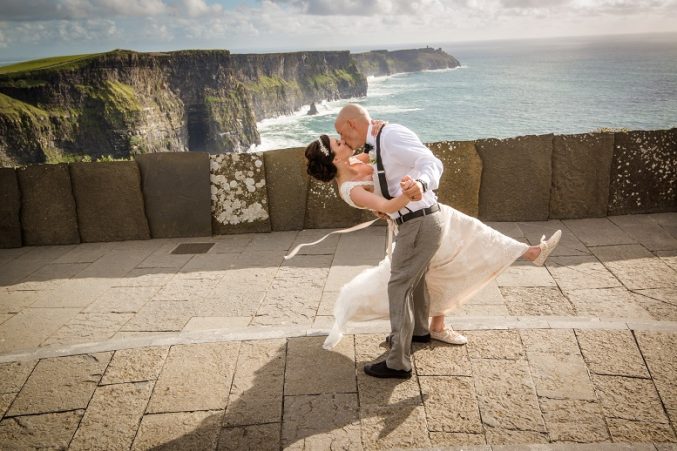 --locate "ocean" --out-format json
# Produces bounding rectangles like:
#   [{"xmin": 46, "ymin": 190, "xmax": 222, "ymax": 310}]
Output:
[{"xmin": 255, "ymin": 33, "xmax": 677, "ymax": 151}]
